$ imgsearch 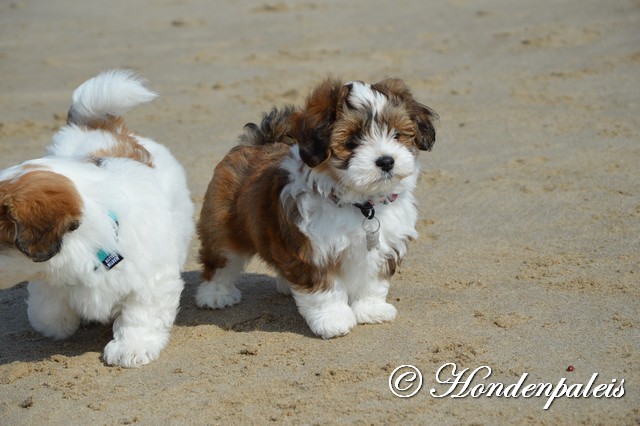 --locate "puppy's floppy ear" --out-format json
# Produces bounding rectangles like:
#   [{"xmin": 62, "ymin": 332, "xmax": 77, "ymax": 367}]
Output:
[
  {"xmin": 292, "ymin": 78, "xmax": 349, "ymax": 167},
  {"xmin": 1, "ymin": 171, "xmax": 82, "ymax": 262},
  {"xmin": 372, "ymin": 78, "xmax": 438, "ymax": 151},
  {"xmin": 410, "ymin": 102, "xmax": 437, "ymax": 152}
]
